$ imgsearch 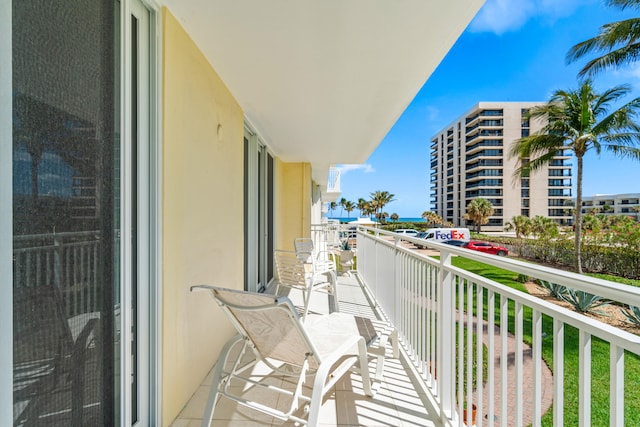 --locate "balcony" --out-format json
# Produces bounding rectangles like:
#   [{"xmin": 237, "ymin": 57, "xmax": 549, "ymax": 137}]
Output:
[
  {"xmin": 322, "ymin": 167, "xmax": 342, "ymax": 201},
  {"xmin": 172, "ymin": 272, "xmax": 439, "ymax": 427},
  {"xmin": 173, "ymin": 226, "xmax": 640, "ymax": 426}
]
